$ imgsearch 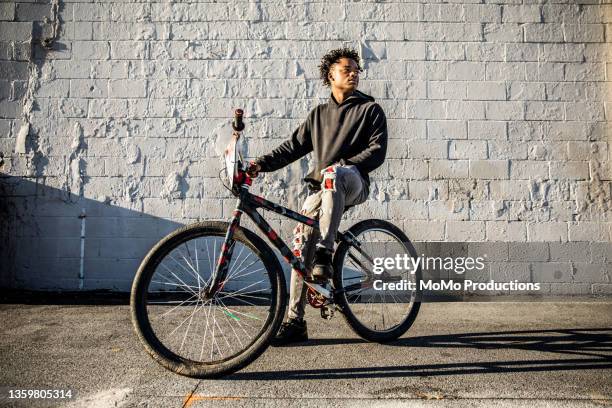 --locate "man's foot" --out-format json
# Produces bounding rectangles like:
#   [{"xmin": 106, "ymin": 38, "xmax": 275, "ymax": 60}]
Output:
[
  {"xmin": 271, "ymin": 318, "xmax": 308, "ymax": 346},
  {"xmin": 311, "ymin": 246, "xmax": 333, "ymax": 282}
]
